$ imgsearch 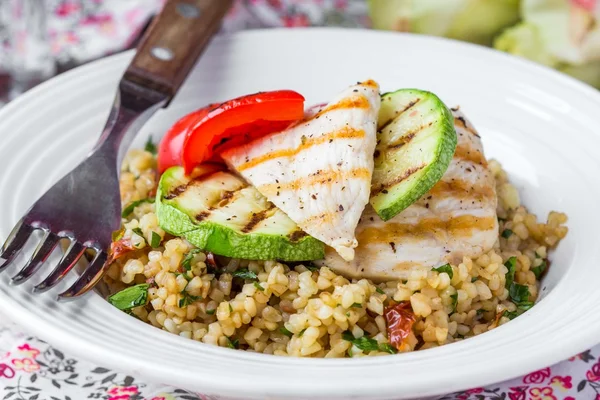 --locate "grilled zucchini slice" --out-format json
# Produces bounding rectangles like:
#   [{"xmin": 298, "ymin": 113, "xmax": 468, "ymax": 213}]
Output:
[
  {"xmin": 370, "ymin": 89, "xmax": 457, "ymax": 221},
  {"xmin": 156, "ymin": 166, "xmax": 324, "ymax": 261}
]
